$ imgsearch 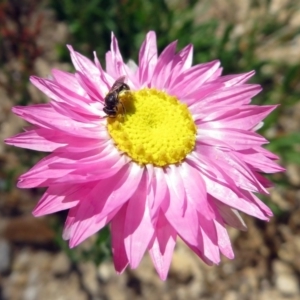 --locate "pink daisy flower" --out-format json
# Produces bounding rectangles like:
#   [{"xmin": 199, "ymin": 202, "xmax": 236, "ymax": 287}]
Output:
[{"xmin": 6, "ymin": 31, "xmax": 283, "ymax": 280}]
